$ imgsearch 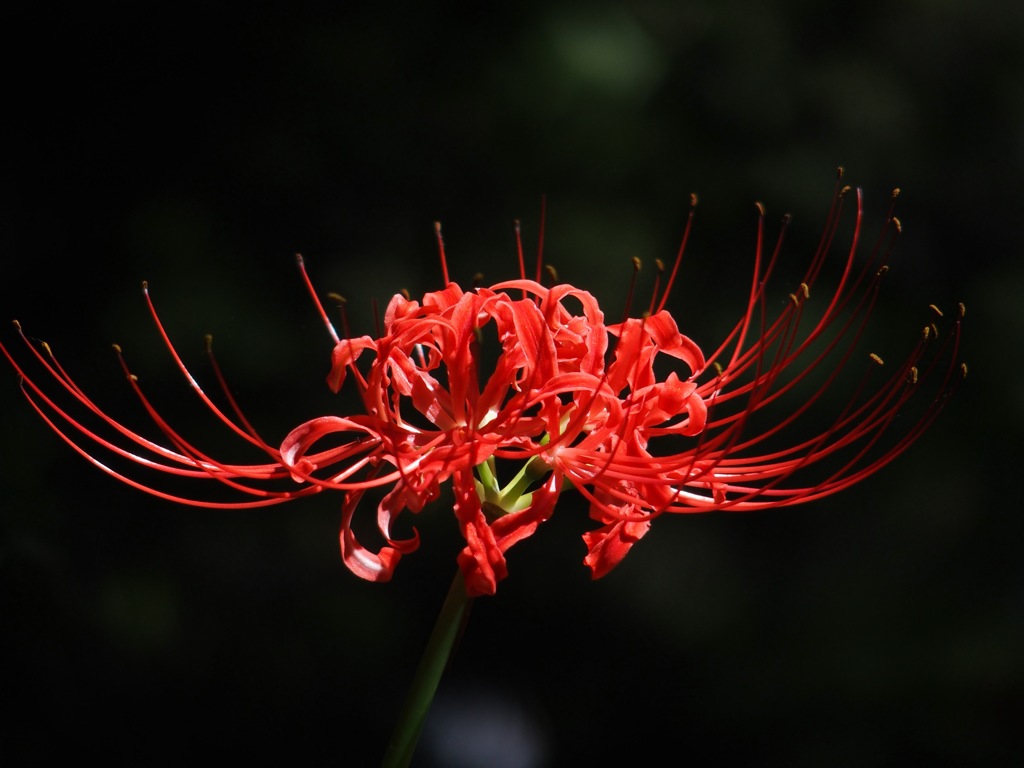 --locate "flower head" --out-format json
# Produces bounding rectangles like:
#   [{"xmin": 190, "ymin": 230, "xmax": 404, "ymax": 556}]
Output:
[{"xmin": 1, "ymin": 170, "xmax": 965, "ymax": 596}]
